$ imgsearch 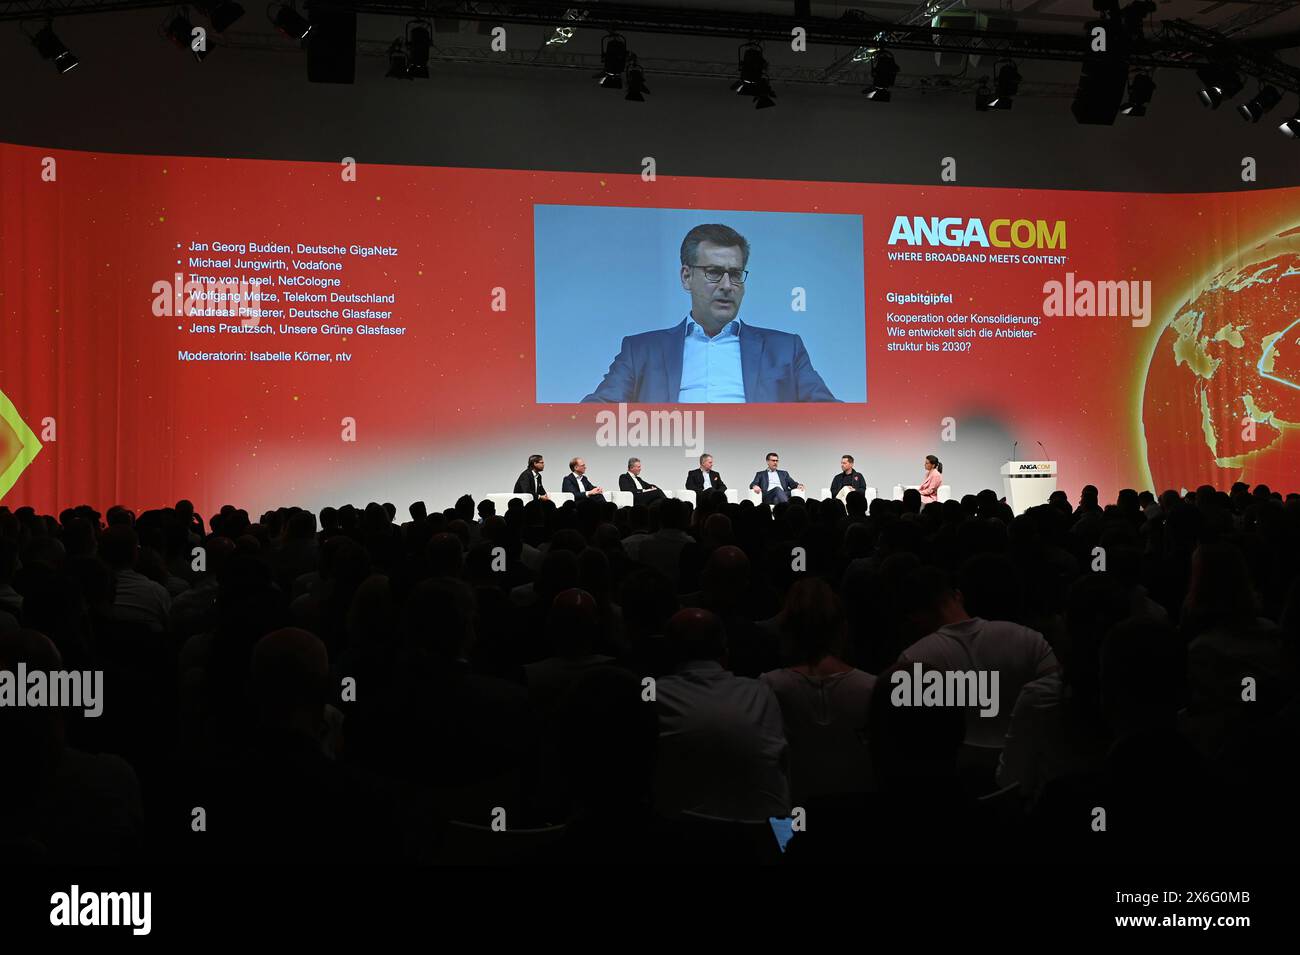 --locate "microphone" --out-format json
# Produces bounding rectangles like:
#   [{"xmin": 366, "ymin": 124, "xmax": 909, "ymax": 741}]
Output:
[
  {"xmin": 1012, "ymin": 440, "xmax": 1018, "ymax": 462},
  {"xmin": 1037, "ymin": 440, "xmax": 1048, "ymax": 460}
]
